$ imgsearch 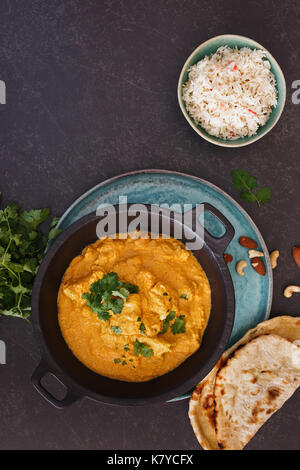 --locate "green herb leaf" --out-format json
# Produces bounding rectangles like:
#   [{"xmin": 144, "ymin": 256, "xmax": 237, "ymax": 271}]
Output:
[
  {"xmin": 114, "ymin": 358, "xmax": 121, "ymax": 364},
  {"xmin": 232, "ymin": 170, "xmax": 271, "ymax": 208},
  {"xmin": 97, "ymin": 311, "xmax": 111, "ymax": 321},
  {"xmin": 0, "ymin": 195, "xmax": 60, "ymax": 321},
  {"xmin": 140, "ymin": 343, "xmax": 154, "ymax": 357},
  {"xmin": 160, "ymin": 311, "xmax": 176, "ymax": 334},
  {"xmin": 240, "ymin": 191, "xmax": 257, "ymax": 203},
  {"xmin": 48, "ymin": 223, "xmax": 61, "ymax": 241},
  {"xmin": 133, "ymin": 338, "xmax": 154, "ymax": 358},
  {"xmin": 110, "ymin": 325, "xmax": 122, "ymax": 335},
  {"xmin": 134, "ymin": 339, "xmax": 140, "ymax": 356},
  {"xmin": 232, "ymin": 170, "xmax": 257, "ymax": 191},
  {"xmin": 139, "ymin": 322, "xmax": 146, "ymax": 334},
  {"xmin": 171, "ymin": 315, "xmax": 186, "ymax": 335},
  {"xmin": 82, "ymin": 272, "xmax": 138, "ymax": 320},
  {"xmin": 257, "ymin": 186, "xmax": 272, "ymax": 204},
  {"xmin": 111, "ymin": 287, "xmax": 129, "ymax": 300},
  {"xmin": 19, "ymin": 208, "xmax": 51, "ymax": 230},
  {"xmin": 180, "ymin": 294, "xmax": 188, "ymax": 300}
]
